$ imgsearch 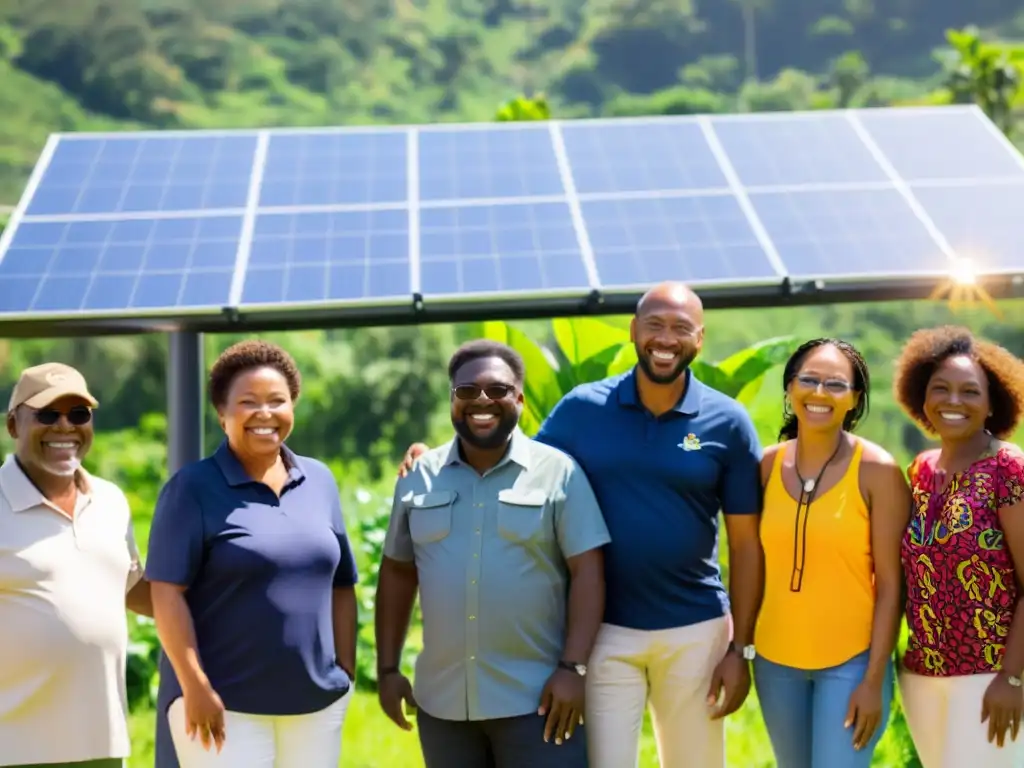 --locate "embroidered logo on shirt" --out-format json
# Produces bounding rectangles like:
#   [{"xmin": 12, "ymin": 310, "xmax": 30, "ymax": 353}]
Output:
[{"xmin": 679, "ymin": 433, "xmax": 702, "ymax": 451}]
